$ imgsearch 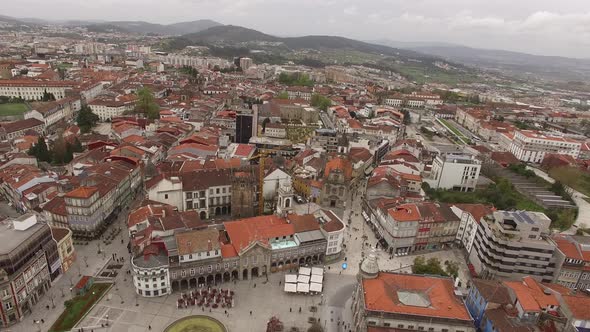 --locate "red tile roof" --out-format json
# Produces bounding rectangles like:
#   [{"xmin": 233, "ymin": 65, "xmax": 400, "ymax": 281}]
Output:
[
  {"xmin": 362, "ymin": 273, "xmax": 472, "ymax": 321},
  {"xmin": 64, "ymin": 186, "xmax": 98, "ymax": 199},
  {"xmin": 224, "ymin": 215, "xmax": 294, "ymax": 253}
]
